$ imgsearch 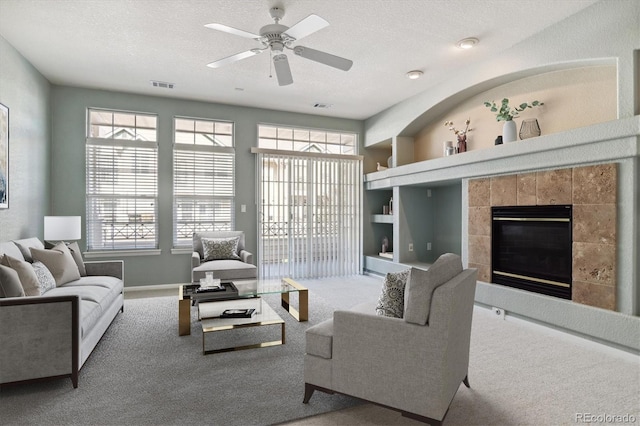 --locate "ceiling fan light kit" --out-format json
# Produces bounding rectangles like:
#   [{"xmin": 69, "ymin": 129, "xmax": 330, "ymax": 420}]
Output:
[{"xmin": 205, "ymin": 7, "xmax": 353, "ymax": 86}]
